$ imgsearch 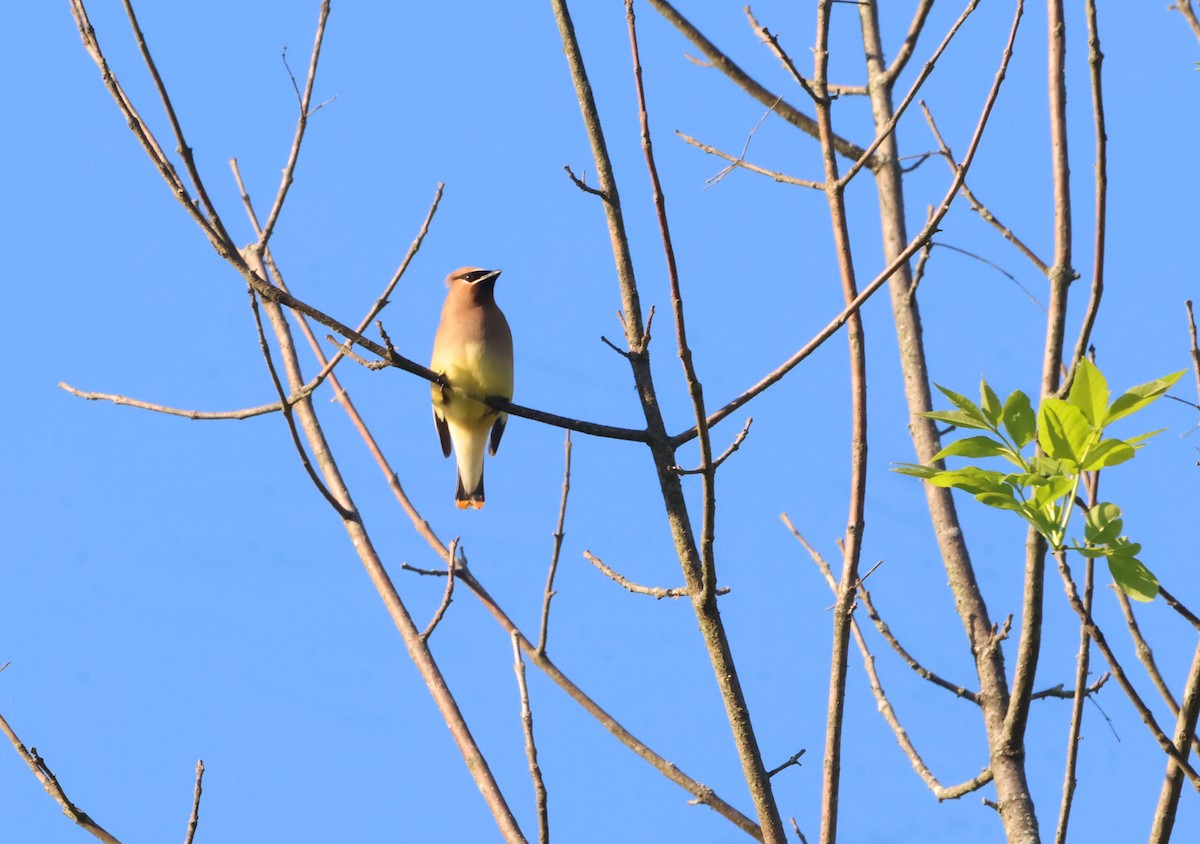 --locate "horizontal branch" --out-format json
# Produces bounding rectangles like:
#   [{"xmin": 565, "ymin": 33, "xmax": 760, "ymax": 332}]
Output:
[{"xmin": 583, "ymin": 551, "xmax": 729, "ymax": 599}]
